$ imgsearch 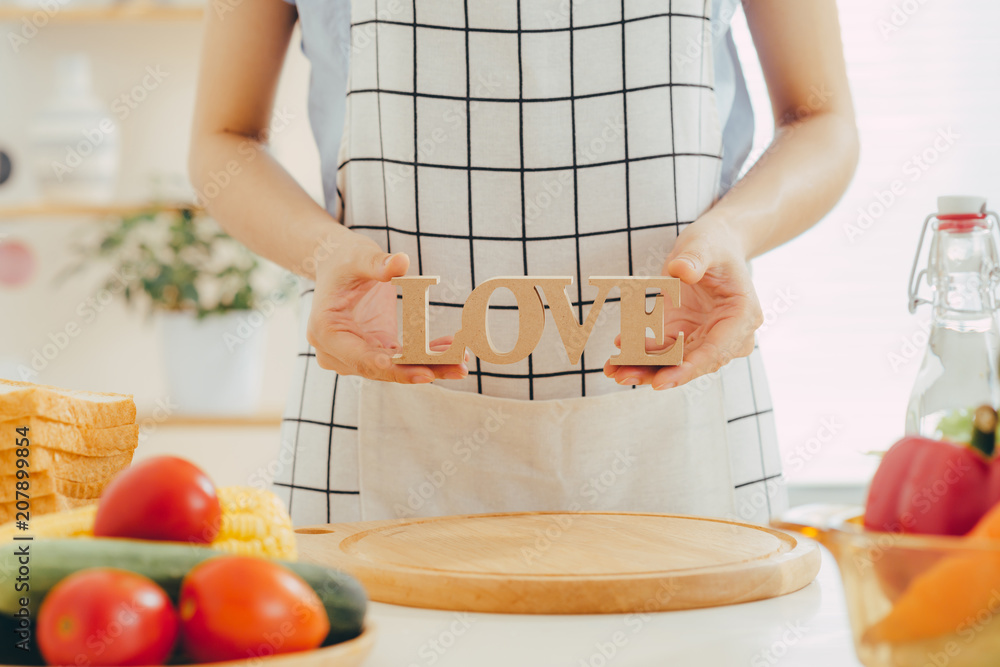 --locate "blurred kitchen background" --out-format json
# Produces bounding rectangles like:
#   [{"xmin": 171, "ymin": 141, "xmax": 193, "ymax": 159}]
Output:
[{"xmin": 0, "ymin": 0, "xmax": 996, "ymax": 503}]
